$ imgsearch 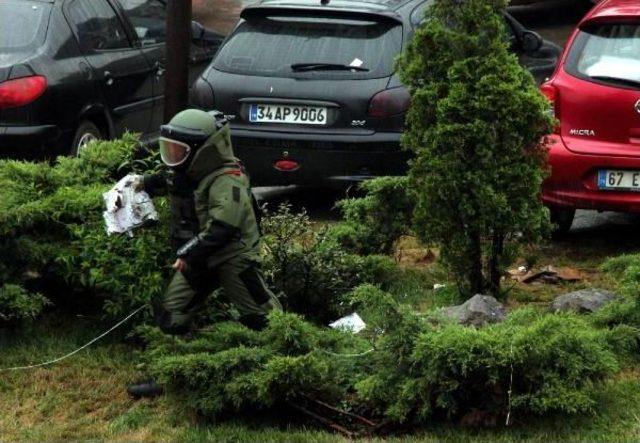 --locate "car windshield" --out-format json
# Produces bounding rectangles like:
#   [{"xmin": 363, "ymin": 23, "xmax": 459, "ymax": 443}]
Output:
[
  {"xmin": 567, "ymin": 23, "xmax": 640, "ymax": 86},
  {"xmin": 213, "ymin": 15, "xmax": 402, "ymax": 79},
  {"xmin": 0, "ymin": 1, "xmax": 50, "ymax": 51}
]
